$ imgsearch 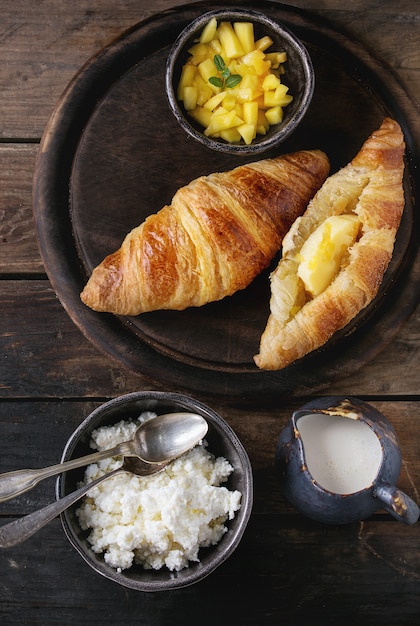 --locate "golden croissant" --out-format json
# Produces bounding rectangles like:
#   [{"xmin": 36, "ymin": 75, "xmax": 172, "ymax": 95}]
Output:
[
  {"xmin": 254, "ymin": 118, "xmax": 405, "ymax": 370},
  {"xmin": 80, "ymin": 151, "xmax": 330, "ymax": 316}
]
